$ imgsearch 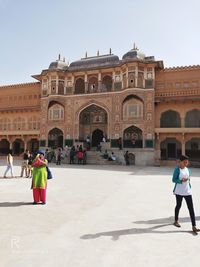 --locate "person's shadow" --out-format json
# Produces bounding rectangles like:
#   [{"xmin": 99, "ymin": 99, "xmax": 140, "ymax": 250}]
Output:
[
  {"xmin": 0, "ymin": 202, "xmax": 33, "ymax": 207},
  {"xmin": 80, "ymin": 216, "xmax": 200, "ymax": 240}
]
